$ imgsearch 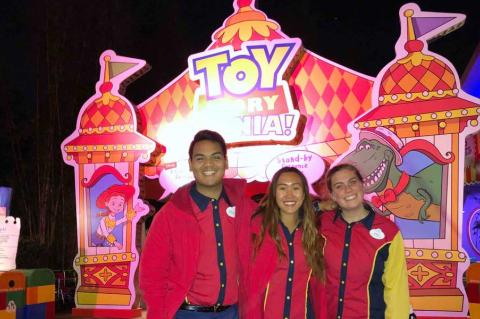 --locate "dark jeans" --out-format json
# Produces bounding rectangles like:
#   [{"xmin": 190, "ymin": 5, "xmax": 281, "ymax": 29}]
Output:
[{"xmin": 175, "ymin": 304, "xmax": 238, "ymax": 319}]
